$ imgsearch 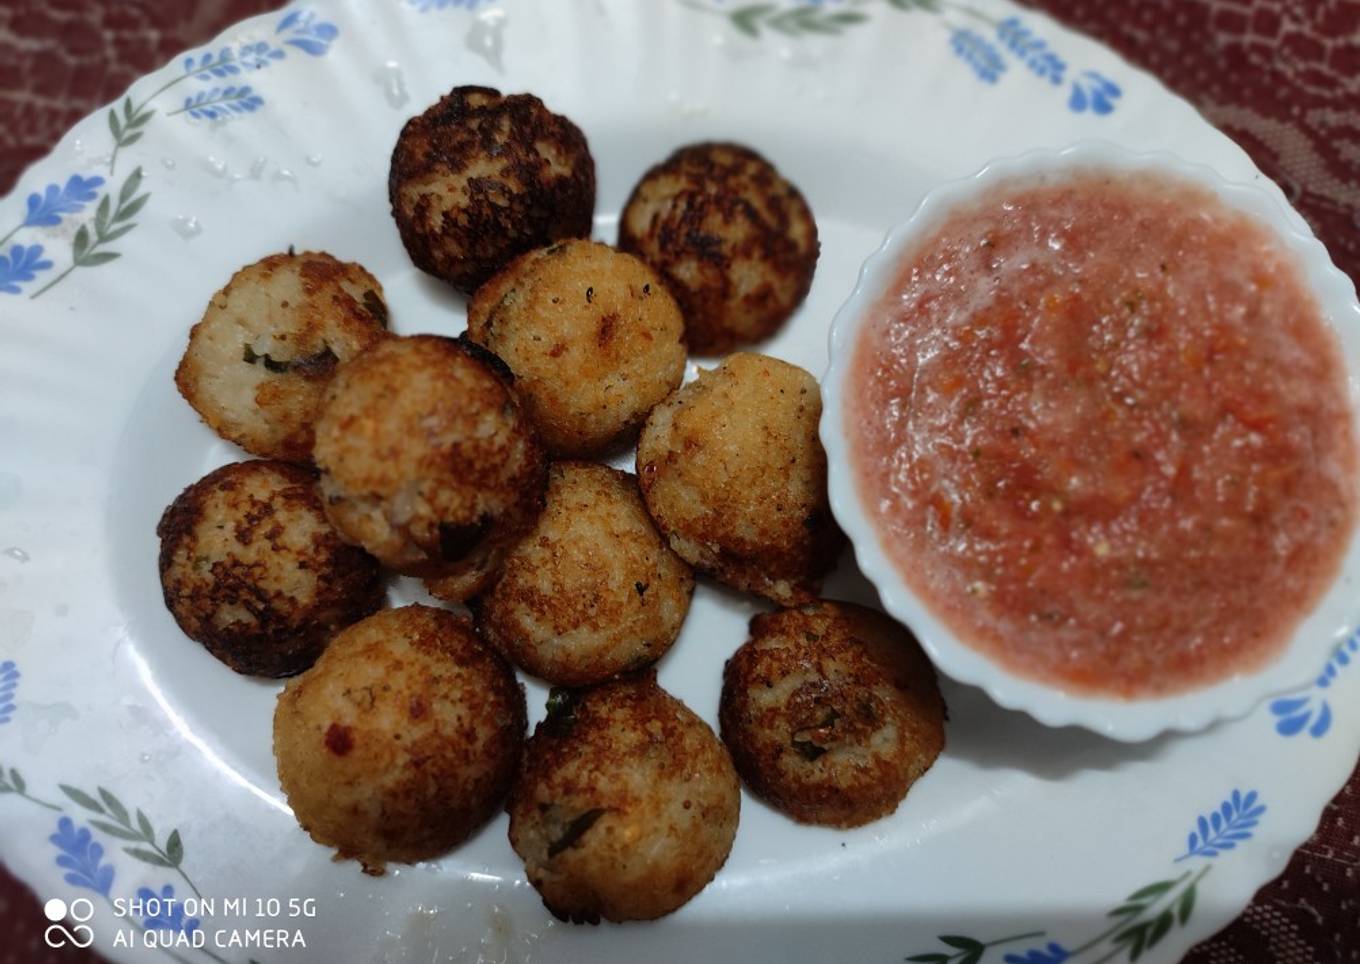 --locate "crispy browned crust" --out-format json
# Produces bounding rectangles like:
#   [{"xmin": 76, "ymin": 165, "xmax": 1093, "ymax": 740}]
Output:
[
  {"xmin": 473, "ymin": 462, "xmax": 694, "ymax": 686},
  {"xmin": 466, "ymin": 240, "xmax": 688, "ymax": 458},
  {"xmin": 313, "ymin": 334, "xmax": 548, "ymax": 589},
  {"xmin": 157, "ymin": 460, "xmax": 384, "ymax": 677},
  {"xmin": 719, "ymin": 602, "xmax": 945, "ymax": 828},
  {"xmin": 174, "ymin": 251, "xmax": 389, "ymax": 463},
  {"xmin": 273, "ymin": 605, "xmax": 527, "ymax": 871},
  {"xmin": 388, "ymin": 86, "xmax": 596, "ymax": 293},
  {"xmin": 635, "ymin": 353, "xmax": 844, "ymax": 605},
  {"xmin": 506, "ymin": 673, "xmax": 739, "ymax": 923},
  {"xmin": 618, "ymin": 142, "xmax": 818, "ymax": 355}
]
